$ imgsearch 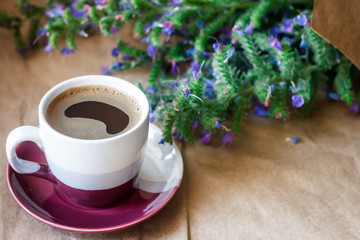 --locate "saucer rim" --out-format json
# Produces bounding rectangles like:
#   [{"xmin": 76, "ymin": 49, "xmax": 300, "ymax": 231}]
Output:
[{"xmin": 6, "ymin": 124, "xmax": 183, "ymax": 233}]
